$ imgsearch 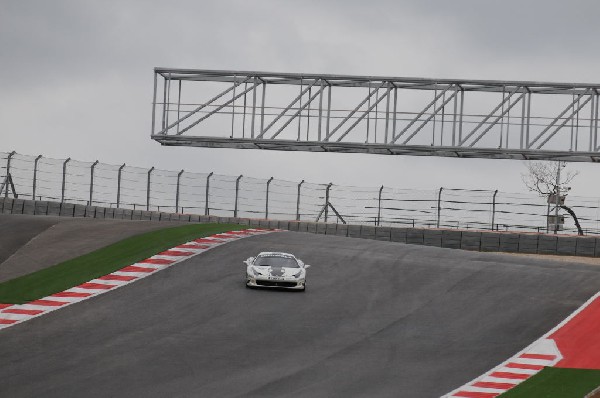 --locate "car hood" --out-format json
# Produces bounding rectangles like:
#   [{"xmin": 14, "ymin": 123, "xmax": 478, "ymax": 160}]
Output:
[{"xmin": 253, "ymin": 266, "xmax": 302, "ymax": 277}]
